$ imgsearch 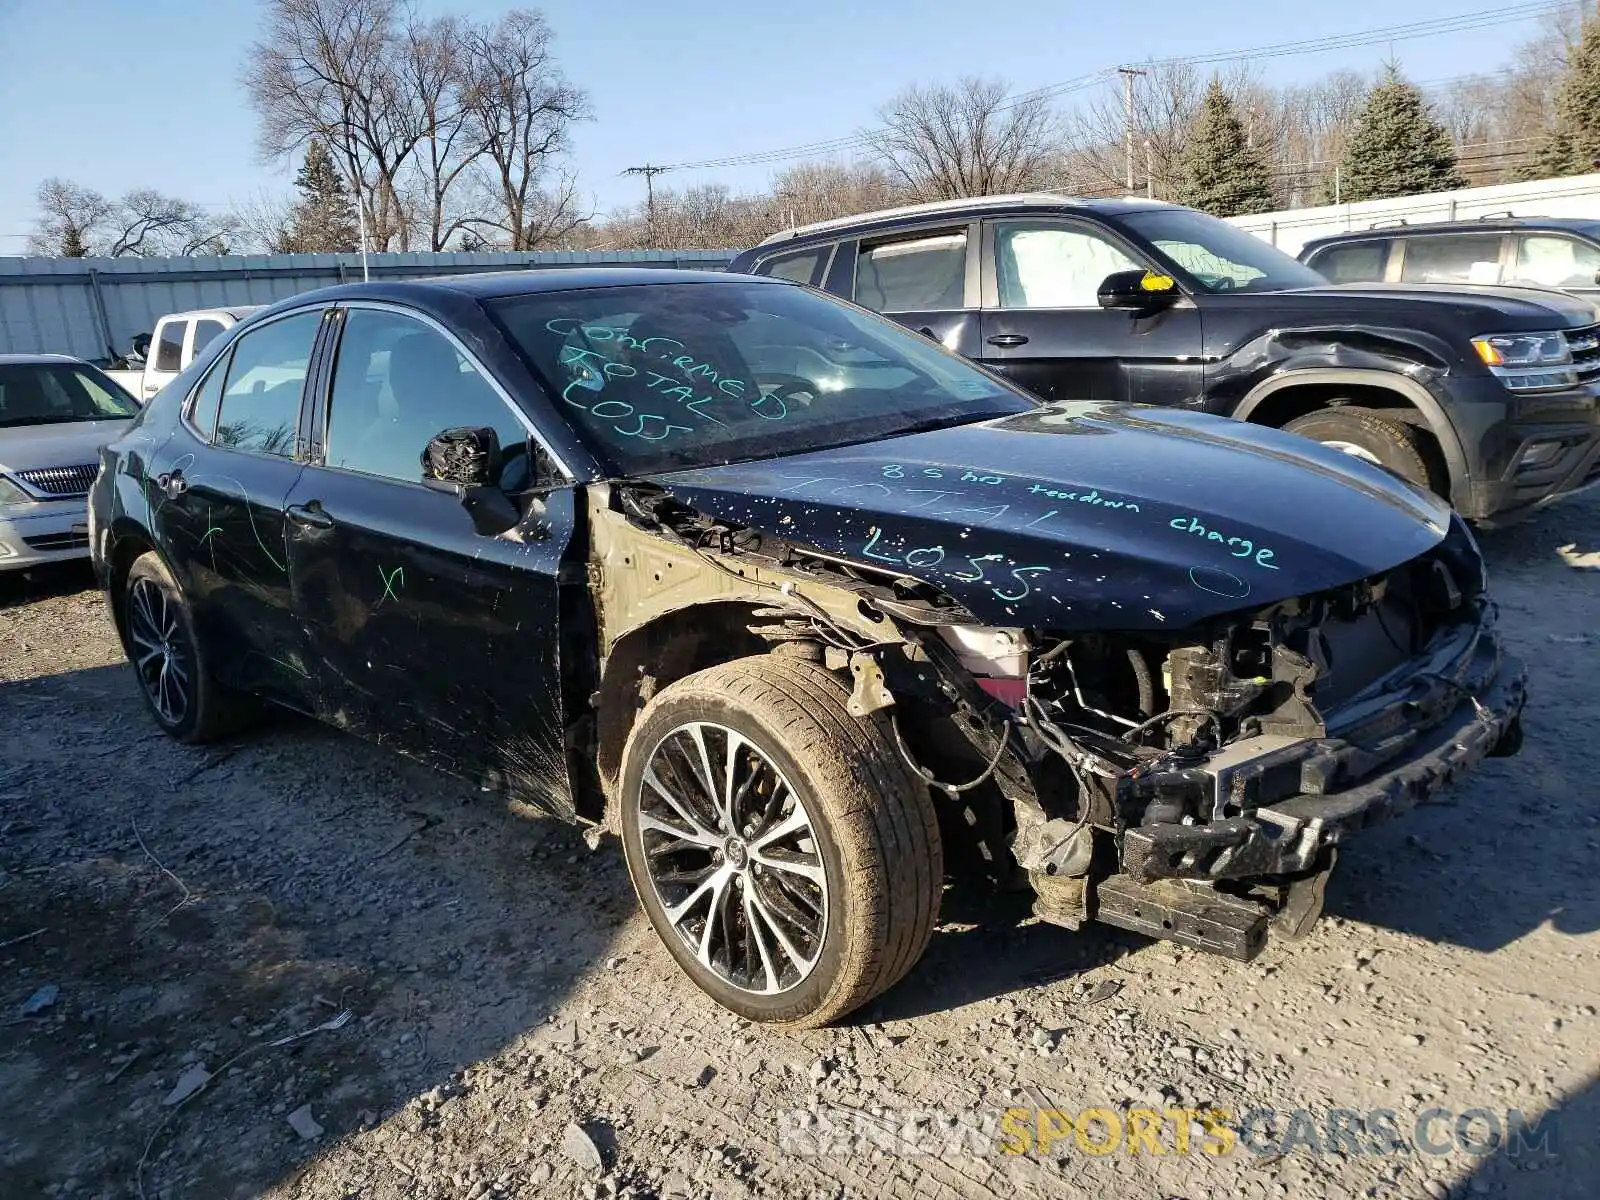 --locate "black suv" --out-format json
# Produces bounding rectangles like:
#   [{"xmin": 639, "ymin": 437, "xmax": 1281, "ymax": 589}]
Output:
[
  {"xmin": 730, "ymin": 196, "xmax": 1600, "ymax": 523},
  {"xmin": 1299, "ymin": 216, "xmax": 1600, "ymax": 301}
]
